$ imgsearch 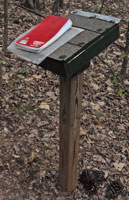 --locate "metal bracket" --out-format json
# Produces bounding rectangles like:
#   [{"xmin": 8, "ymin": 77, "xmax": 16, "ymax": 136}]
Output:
[{"xmin": 71, "ymin": 10, "xmax": 120, "ymax": 24}]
